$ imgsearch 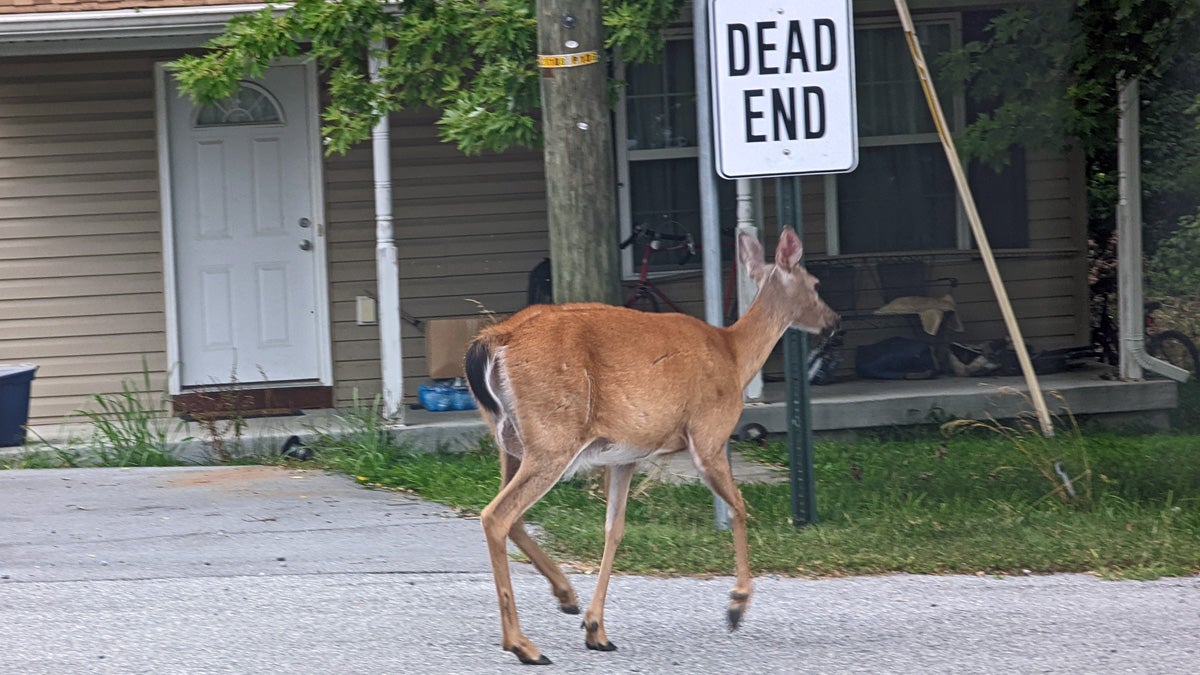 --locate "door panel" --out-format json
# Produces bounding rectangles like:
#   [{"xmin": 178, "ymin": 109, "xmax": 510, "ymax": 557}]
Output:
[{"xmin": 166, "ymin": 66, "xmax": 322, "ymax": 387}]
